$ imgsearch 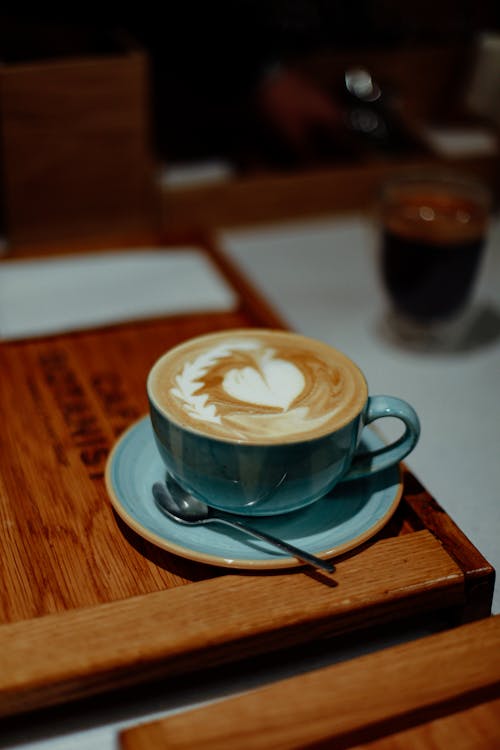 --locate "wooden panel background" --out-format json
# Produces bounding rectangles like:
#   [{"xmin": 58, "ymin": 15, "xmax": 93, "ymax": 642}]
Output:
[{"xmin": 0, "ymin": 49, "xmax": 160, "ymax": 246}]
